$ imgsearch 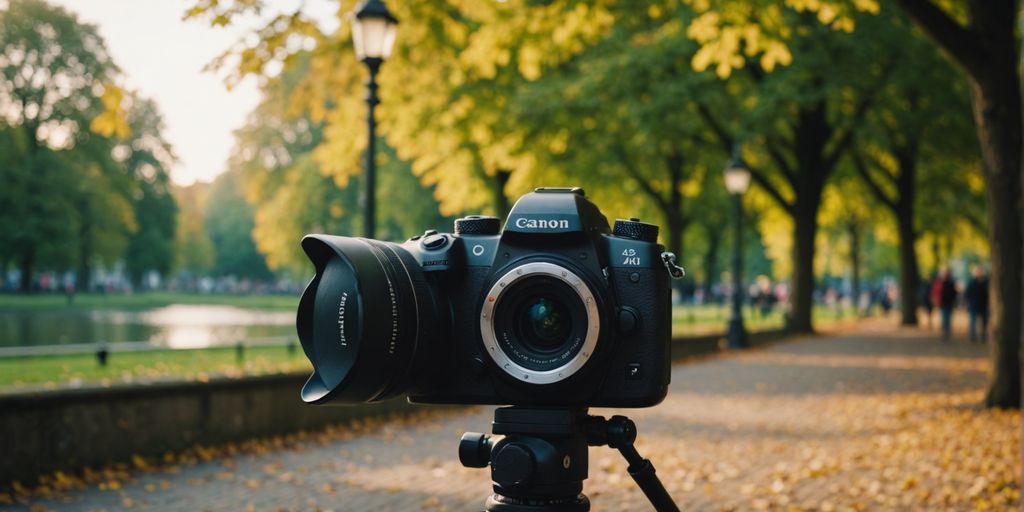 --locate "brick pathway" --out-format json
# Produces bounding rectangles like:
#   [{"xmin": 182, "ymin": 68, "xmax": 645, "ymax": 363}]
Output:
[{"xmin": 6, "ymin": 321, "xmax": 1018, "ymax": 511}]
